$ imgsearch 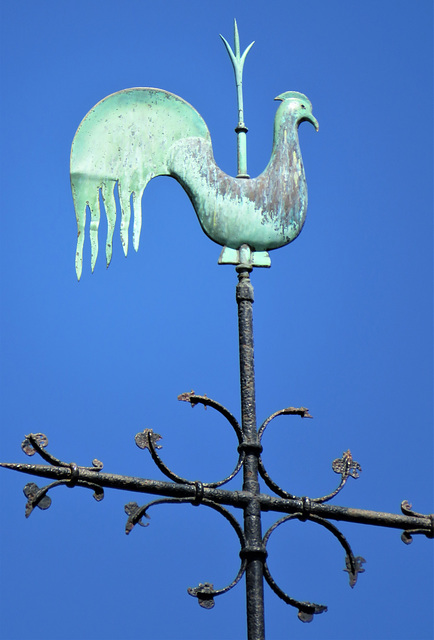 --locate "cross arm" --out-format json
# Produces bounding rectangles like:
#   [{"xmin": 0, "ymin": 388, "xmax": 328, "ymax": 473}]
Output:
[{"xmin": 2, "ymin": 460, "xmax": 432, "ymax": 538}]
